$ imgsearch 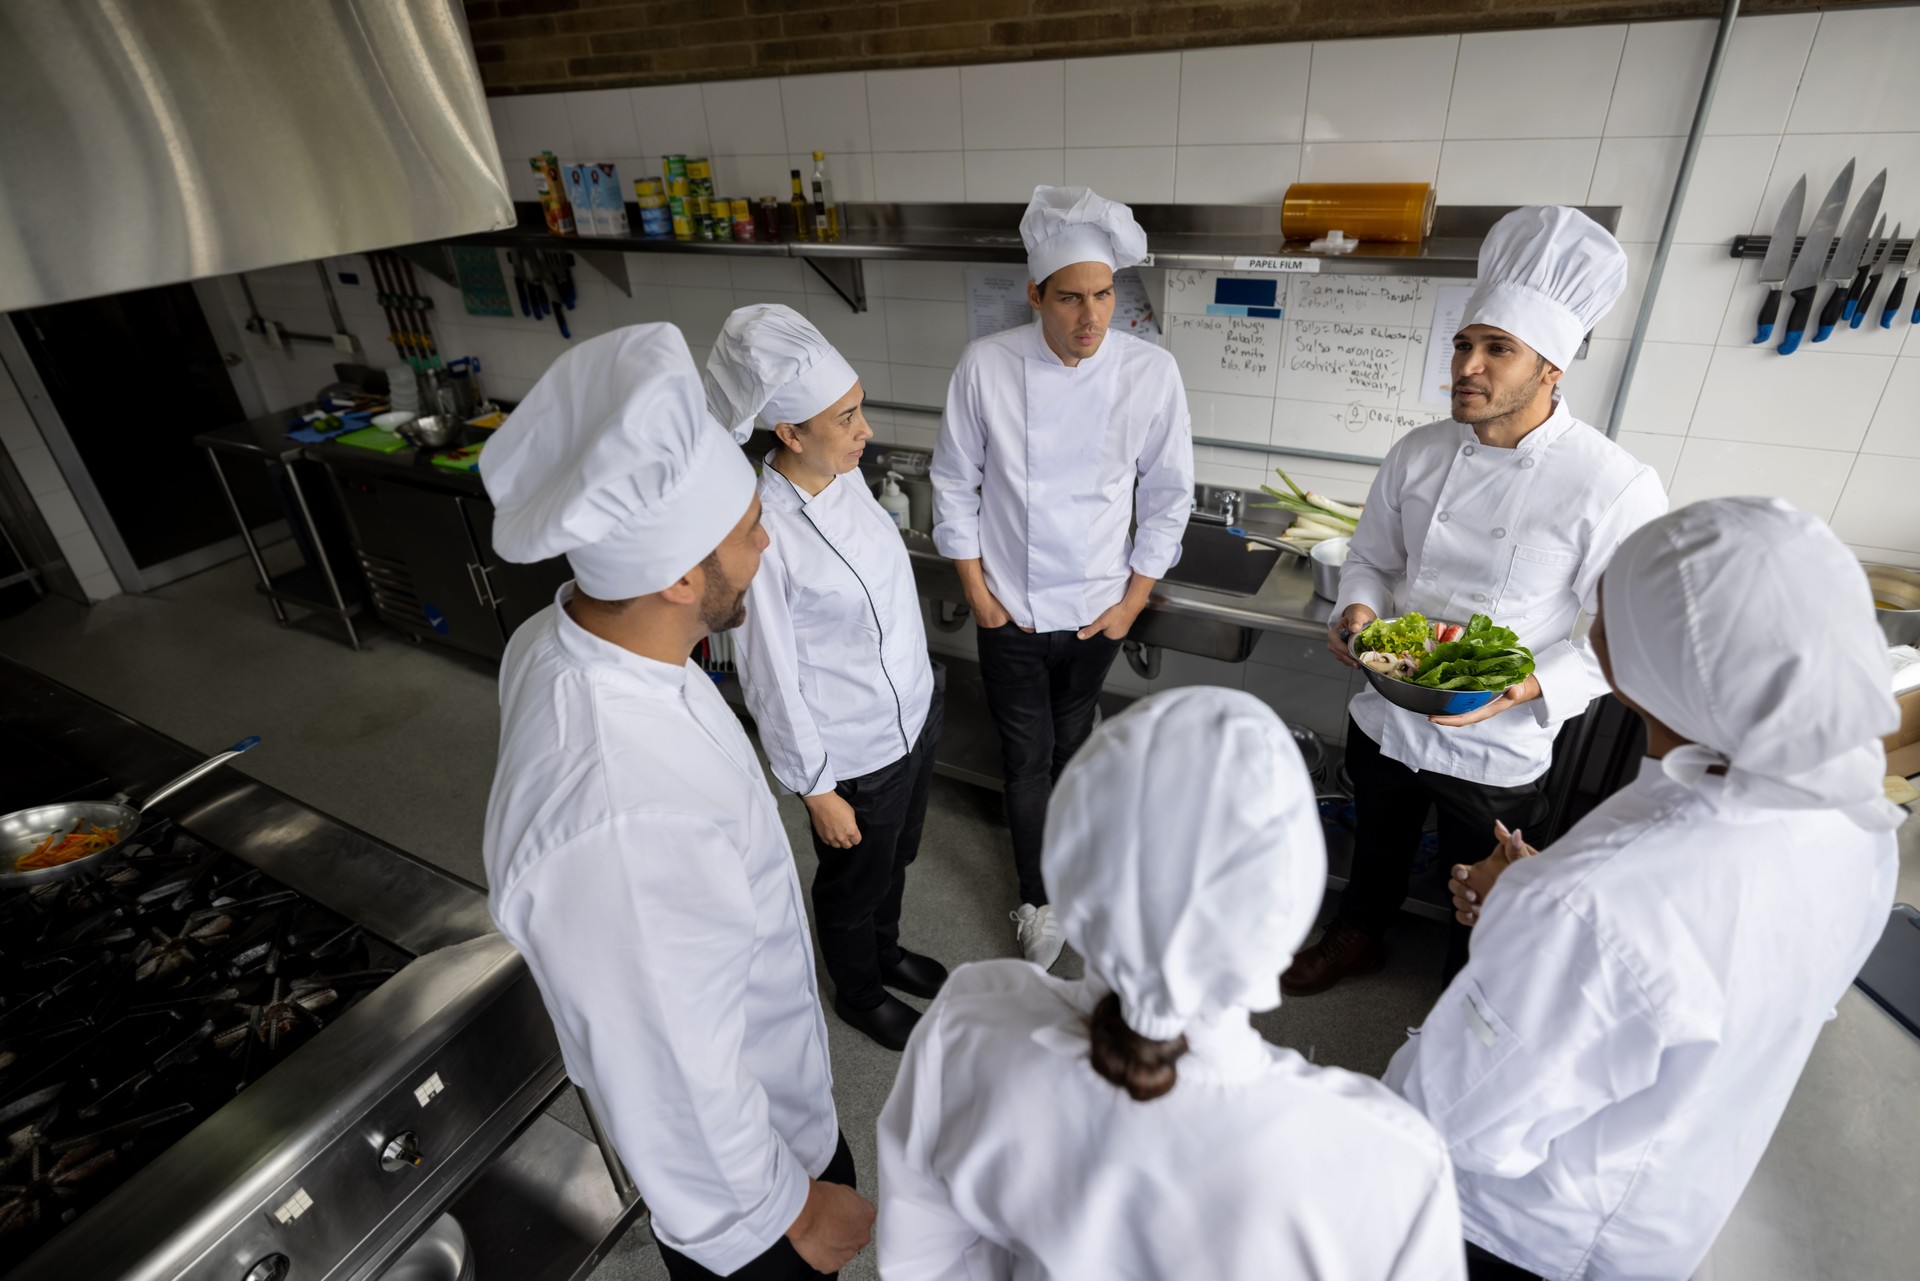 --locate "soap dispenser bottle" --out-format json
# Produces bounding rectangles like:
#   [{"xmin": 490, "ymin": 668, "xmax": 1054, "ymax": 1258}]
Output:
[{"xmin": 878, "ymin": 471, "xmax": 910, "ymax": 530}]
